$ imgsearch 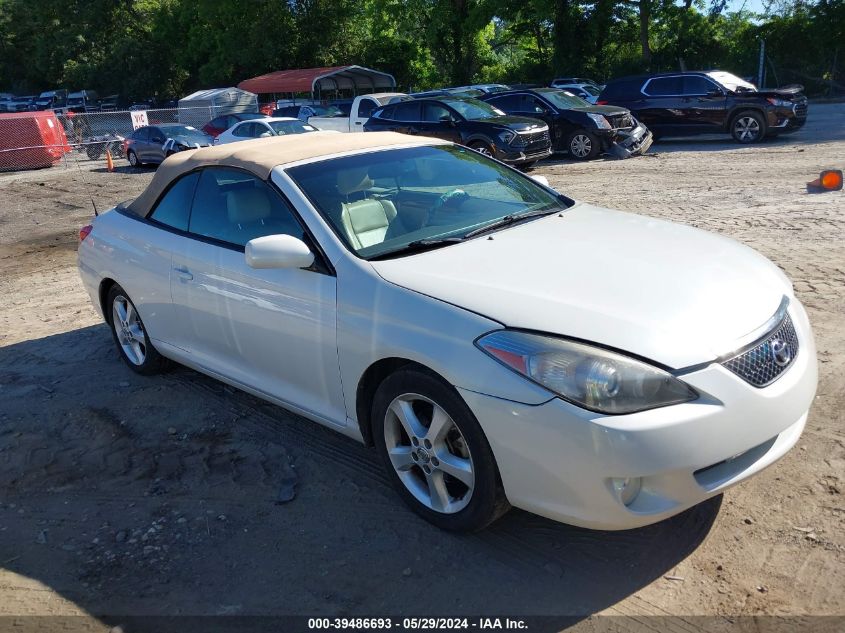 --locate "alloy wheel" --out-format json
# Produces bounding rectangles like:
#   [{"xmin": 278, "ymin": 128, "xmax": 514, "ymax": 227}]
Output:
[
  {"xmin": 570, "ymin": 134, "xmax": 592, "ymax": 158},
  {"xmin": 128, "ymin": 151, "xmax": 138, "ymax": 167},
  {"xmin": 472, "ymin": 144, "xmax": 494, "ymax": 157},
  {"xmin": 734, "ymin": 116, "xmax": 761, "ymax": 142},
  {"xmin": 383, "ymin": 393, "xmax": 475, "ymax": 514},
  {"xmin": 112, "ymin": 295, "xmax": 147, "ymax": 366}
]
